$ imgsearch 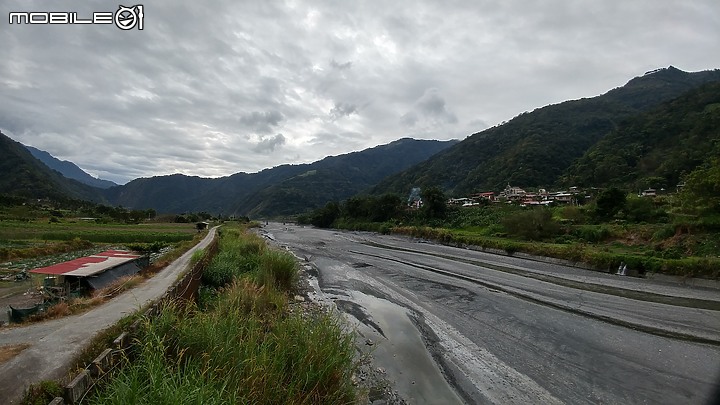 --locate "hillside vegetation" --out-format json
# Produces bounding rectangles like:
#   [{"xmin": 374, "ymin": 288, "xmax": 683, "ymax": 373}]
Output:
[
  {"xmin": 102, "ymin": 138, "xmax": 456, "ymax": 217},
  {"xmin": 0, "ymin": 132, "xmax": 105, "ymax": 202},
  {"xmin": 25, "ymin": 145, "xmax": 117, "ymax": 189},
  {"xmin": 372, "ymin": 67, "xmax": 720, "ymax": 196},
  {"xmin": 562, "ymin": 81, "xmax": 720, "ymax": 190}
]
